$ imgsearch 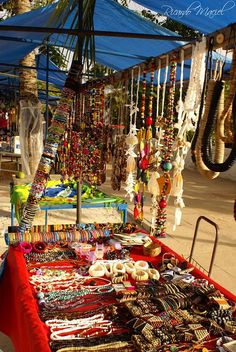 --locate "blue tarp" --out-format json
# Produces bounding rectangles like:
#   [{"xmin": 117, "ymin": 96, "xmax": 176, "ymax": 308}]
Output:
[
  {"xmin": 36, "ymin": 54, "xmax": 67, "ymax": 87},
  {"xmin": 0, "ymin": 54, "xmax": 67, "ymax": 87},
  {"xmin": 0, "ymin": 0, "xmax": 233, "ymax": 77},
  {"xmin": 133, "ymin": 0, "xmax": 236, "ymax": 34},
  {"xmin": 0, "ymin": 0, "xmax": 185, "ymax": 71}
]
